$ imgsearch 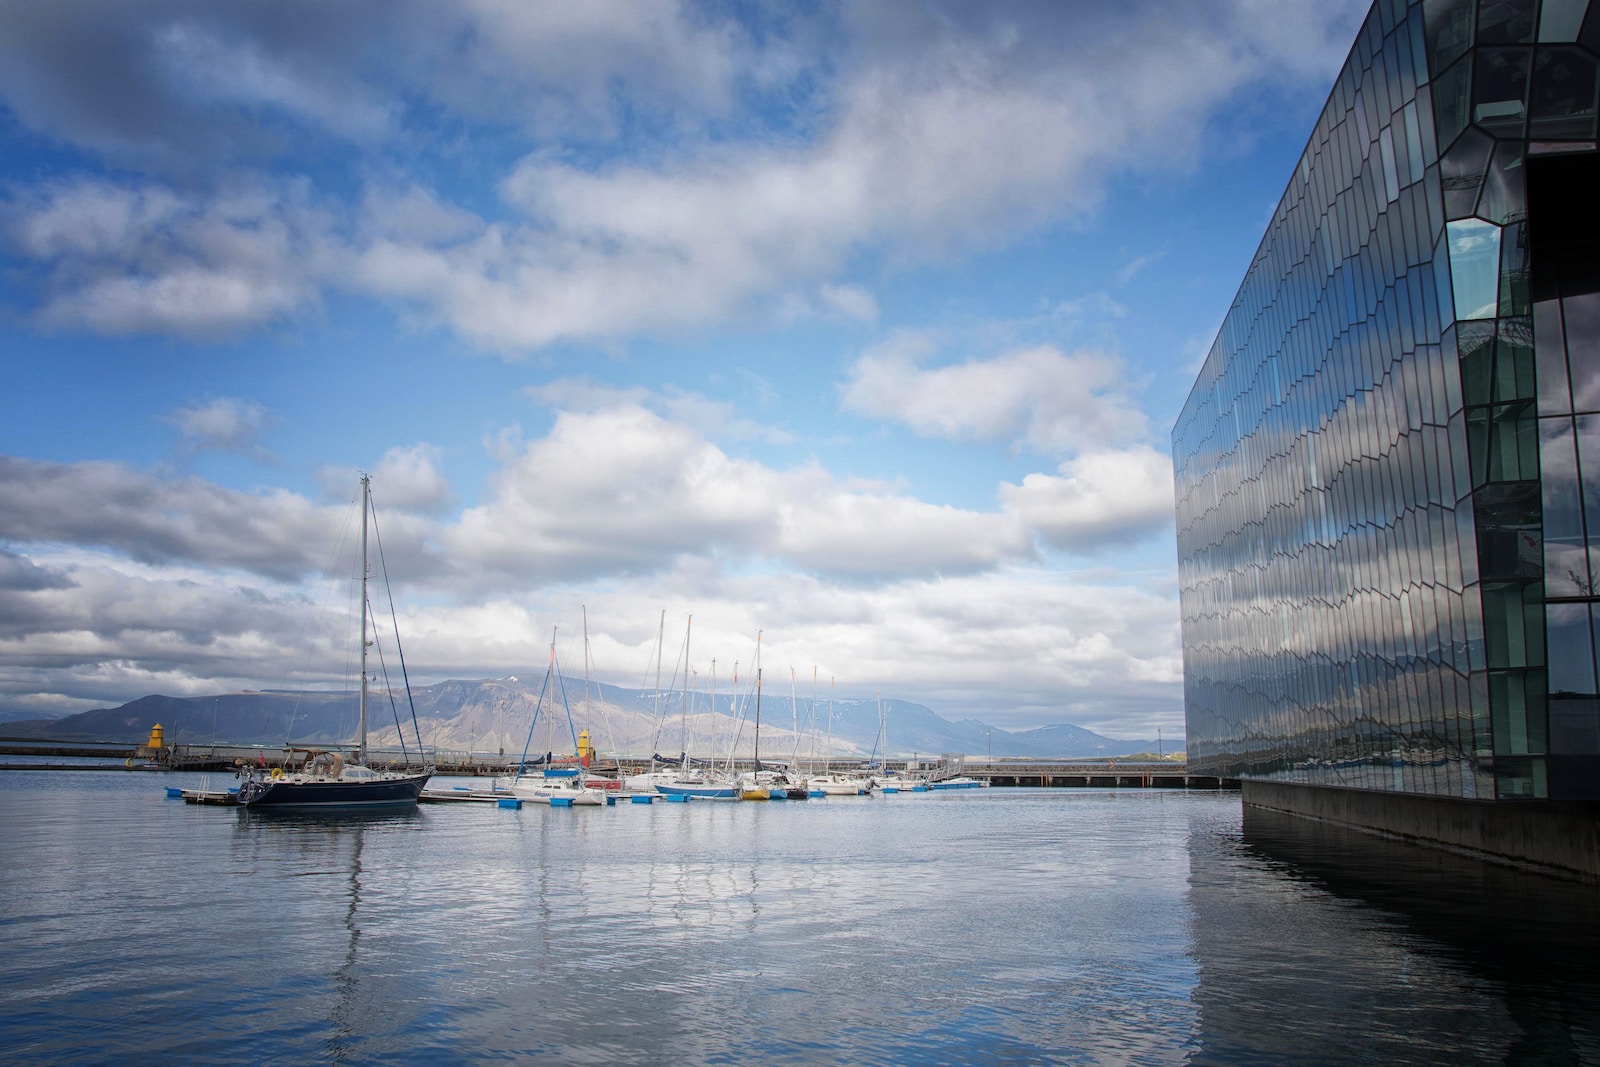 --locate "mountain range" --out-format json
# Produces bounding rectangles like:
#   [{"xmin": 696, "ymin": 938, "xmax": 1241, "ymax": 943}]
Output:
[{"xmin": 0, "ymin": 679, "xmax": 1167, "ymax": 759}]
